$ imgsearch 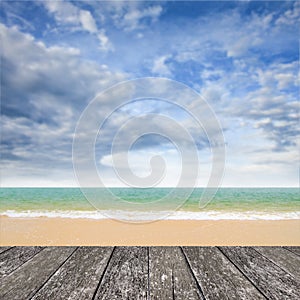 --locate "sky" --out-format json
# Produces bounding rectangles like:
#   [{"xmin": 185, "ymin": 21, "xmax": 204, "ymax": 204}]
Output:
[{"xmin": 0, "ymin": 0, "xmax": 299, "ymax": 187}]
